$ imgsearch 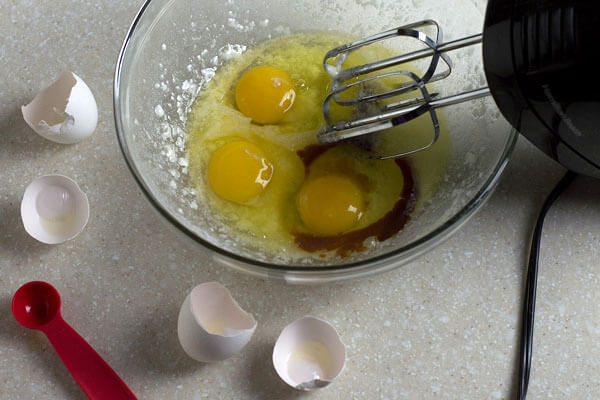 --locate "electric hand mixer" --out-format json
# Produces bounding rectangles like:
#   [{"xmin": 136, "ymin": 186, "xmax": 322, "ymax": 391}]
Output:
[
  {"xmin": 318, "ymin": 0, "xmax": 600, "ymax": 178},
  {"xmin": 318, "ymin": 1, "xmax": 599, "ymax": 398}
]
